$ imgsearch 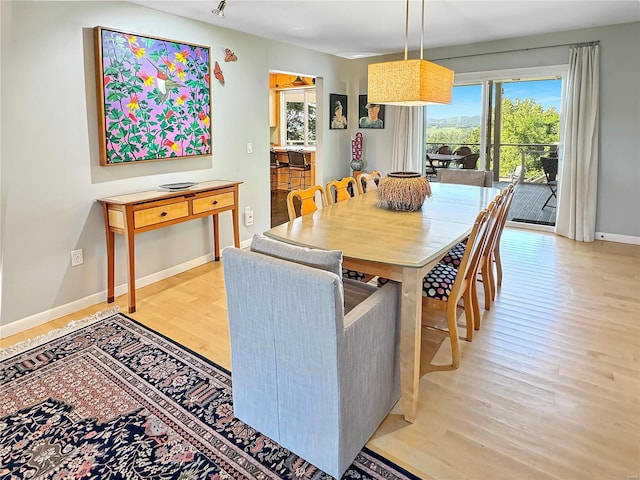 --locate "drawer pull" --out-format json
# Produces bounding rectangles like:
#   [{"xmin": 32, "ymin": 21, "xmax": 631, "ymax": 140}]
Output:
[
  {"xmin": 160, "ymin": 211, "xmax": 168, "ymax": 217},
  {"xmin": 212, "ymin": 200, "xmax": 218, "ymax": 205}
]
